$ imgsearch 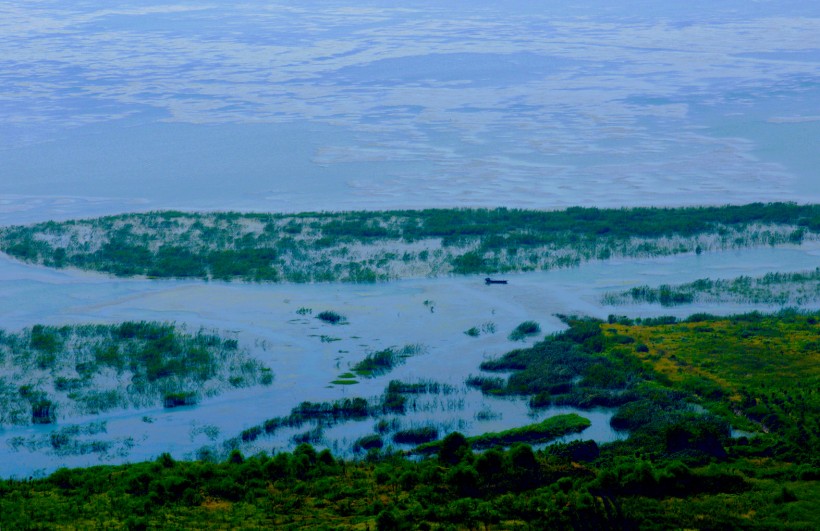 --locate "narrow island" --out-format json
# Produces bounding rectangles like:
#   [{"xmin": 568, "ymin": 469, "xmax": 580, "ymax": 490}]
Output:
[{"xmin": 0, "ymin": 203, "xmax": 815, "ymax": 282}]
